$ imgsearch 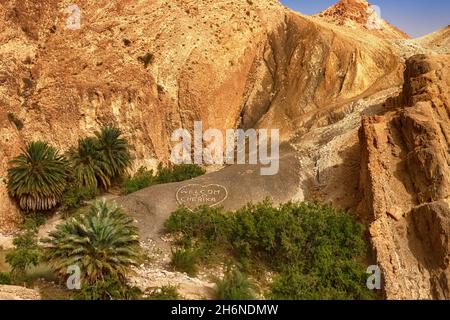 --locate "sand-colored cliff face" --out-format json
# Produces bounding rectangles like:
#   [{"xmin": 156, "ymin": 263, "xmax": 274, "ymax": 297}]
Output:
[
  {"xmin": 358, "ymin": 54, "xmax": 450, "ymax": 299},
  {"xmin": 416, "ymin": 26, "xmax": 450, "ymax": 54},
  {"xmin": 0, "ymin": 0, "xmax": 403, "ymax": 230}
]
